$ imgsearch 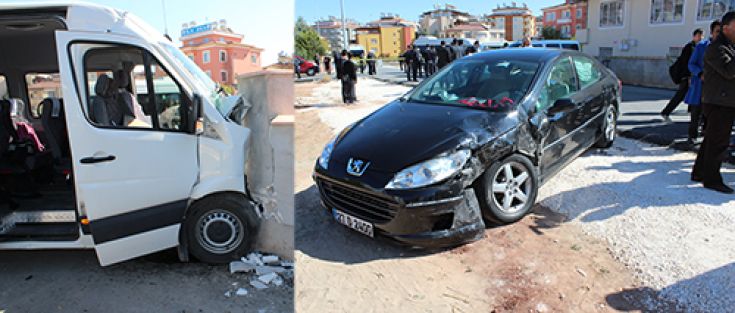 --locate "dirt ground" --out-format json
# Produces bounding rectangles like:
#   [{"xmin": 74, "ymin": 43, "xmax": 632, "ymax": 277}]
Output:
[
  {"xmin": 294, "ymin": 81, "xmax": 665, "ymax": 312},
  {"xmin": 0, "ymin": 248, "xmax": 293, "ymax": 313}
]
